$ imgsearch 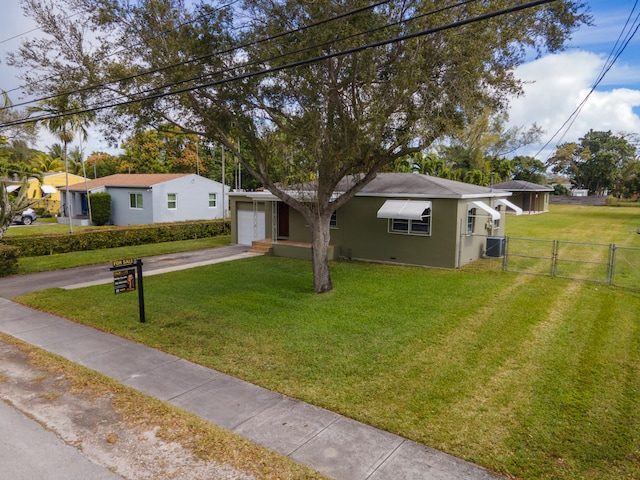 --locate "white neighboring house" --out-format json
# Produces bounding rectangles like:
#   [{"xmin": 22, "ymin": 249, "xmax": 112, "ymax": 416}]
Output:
[{"xmin": 67, "ymin": 173, "xmax": 229, "ymax": 226}]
